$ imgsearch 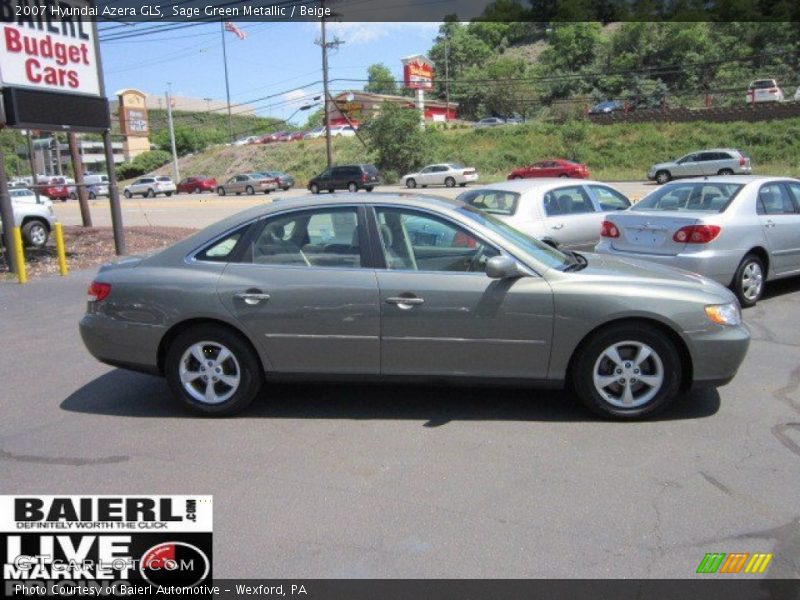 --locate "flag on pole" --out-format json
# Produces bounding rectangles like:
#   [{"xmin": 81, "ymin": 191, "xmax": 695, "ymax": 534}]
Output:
[{"xmin": 224, "ymin": 22, "xmax": 247, "ymax": 40}]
